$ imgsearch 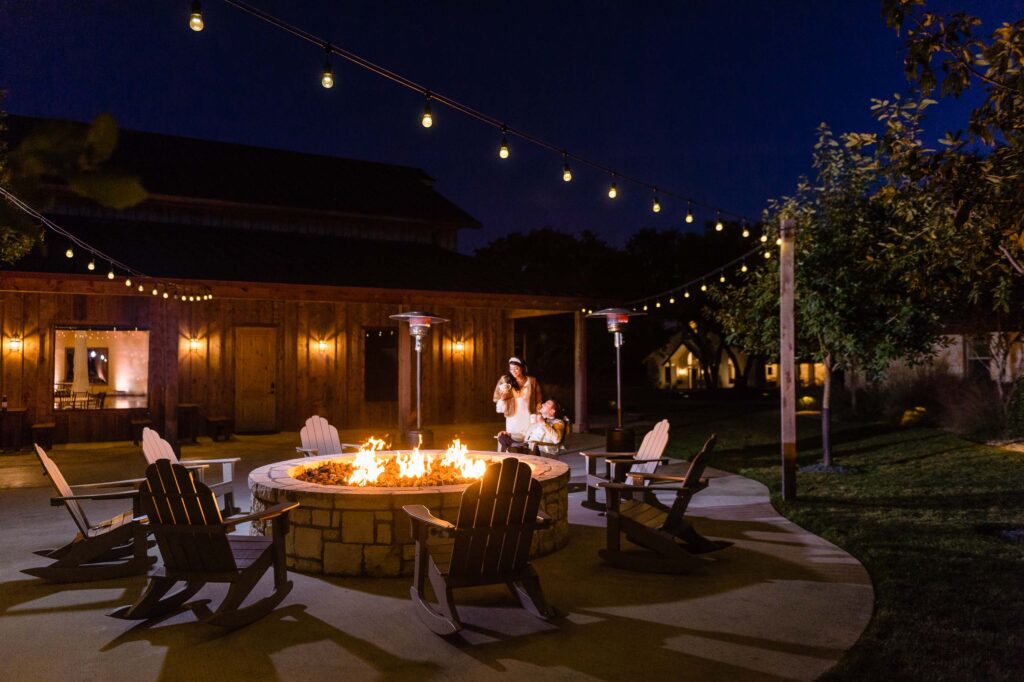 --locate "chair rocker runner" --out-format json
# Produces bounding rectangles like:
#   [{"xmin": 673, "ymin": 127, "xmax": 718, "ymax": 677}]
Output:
[
  {"xmin": 141, "ymin": 427, "xmax": 241, "ymax": 514},
  {"xmin": 580, "ymin": 418, "xmax": 671, "ymax": 511},
  {"xmin": 110, "ymin": 459, "xmax": 298, "ymax": 630},
  {"xmin": 23, "ymin": 445, "xmax": 155, "ymax": 583},
  {"xmin": 599, "ymin": 434, "xmax": 732, "ymax": 573},
  {"xmin": 297, "ymin": 415, "xmax": 360, "ymax": 458},
  {"xmin": 402, "ymin": 457, "xmax": 556, "ymax": 635}
]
